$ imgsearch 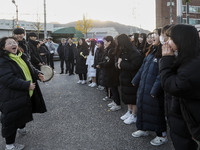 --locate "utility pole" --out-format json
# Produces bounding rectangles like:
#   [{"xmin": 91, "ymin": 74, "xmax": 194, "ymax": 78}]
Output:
[
  {"xmin": 167, "ymin": 0, "xmax": 175, "ymax": 24},
  {"xmin": 44, "ymin": 0, "xmax": 47, "ymax": 39},
  {"xmin": 12, "ymin": 17, "xmax": 15, "ymax": 30},
  {"xmin": 186, "ymin": 1, "xmax": 190, "ymax": 24},
  {"xmin": 12, "ymin": 0, "xmax": 19, "ymax": 28},
  {"xmin": 177, "ymin": 0, "xmax": 182, "ymax": 24}
]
